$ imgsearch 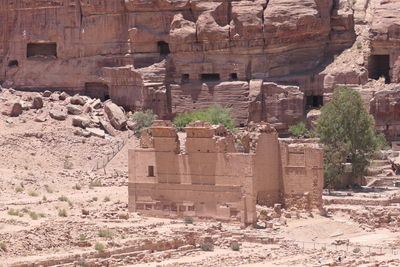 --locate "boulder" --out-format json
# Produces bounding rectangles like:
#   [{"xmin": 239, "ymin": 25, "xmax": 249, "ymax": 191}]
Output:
[
  {"xmin": 127, "ymin": 120, "xmax": 136, "ymax": 130},
  {"xmin": 74, "ymin": 128, "xmax": 91, "ymax": 137},
  {"xmin": 2, "ymin": 102, "xmax": 23, "ymax": 117},
  {"xmin": 49, "ymin": 109, "xmax": 67, "ymax": 121},
  {"xmin": 59, "ymin": 92, "xmax": 69, "ymax": 100},
  {"xmin": 66, "ymin": 104, "xmax": 82, "ymax": 115},
  {"xmin": 104, "ymin": 102, "xmax": 127, "ymax": 130},
  {"xmin": 86, "ymin": 127, "xmax": 105, "ymax": 138},
  {"xmin": 99, "ymin": 119, "xmax": 117, "ymax": 136},
  {"xmin": 32, "ymin": 96, "xmax": 44, "ymax": 109},
  {"xmin": 42, "ymin": 90, "xmax": 52, "ymax": 97},
  {"xmin": 34, "ymin": 116, "xmax": 47, "ymax": 122},
  {"xmin": 72, "ymin": 116, "xmax": 93, "ymax": 128},
  {"xmin": 90, "ymin": 99, "xmax": 102, "ymax": 109},
  {"xmin": 70, "ymin": 95, "xmax": 86, "ymax": 106},
  {"xmin": 49, "ymin": 93, "xmax": 60, "ymax": 101},
  {"xmin": 20, "ymin": 101, "xmax": 31, "ymax": 110}
]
